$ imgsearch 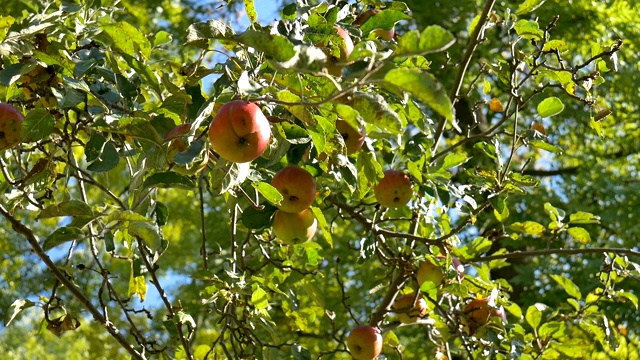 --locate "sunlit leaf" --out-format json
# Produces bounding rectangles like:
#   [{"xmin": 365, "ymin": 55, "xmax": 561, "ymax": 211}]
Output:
[
  {"xmin": 384, "ymin": 68, "xmax": 453, "ymax": 120},
  {"xmin": 551, "ymin": 274, "xmax": 582, "ymax": 300}
]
